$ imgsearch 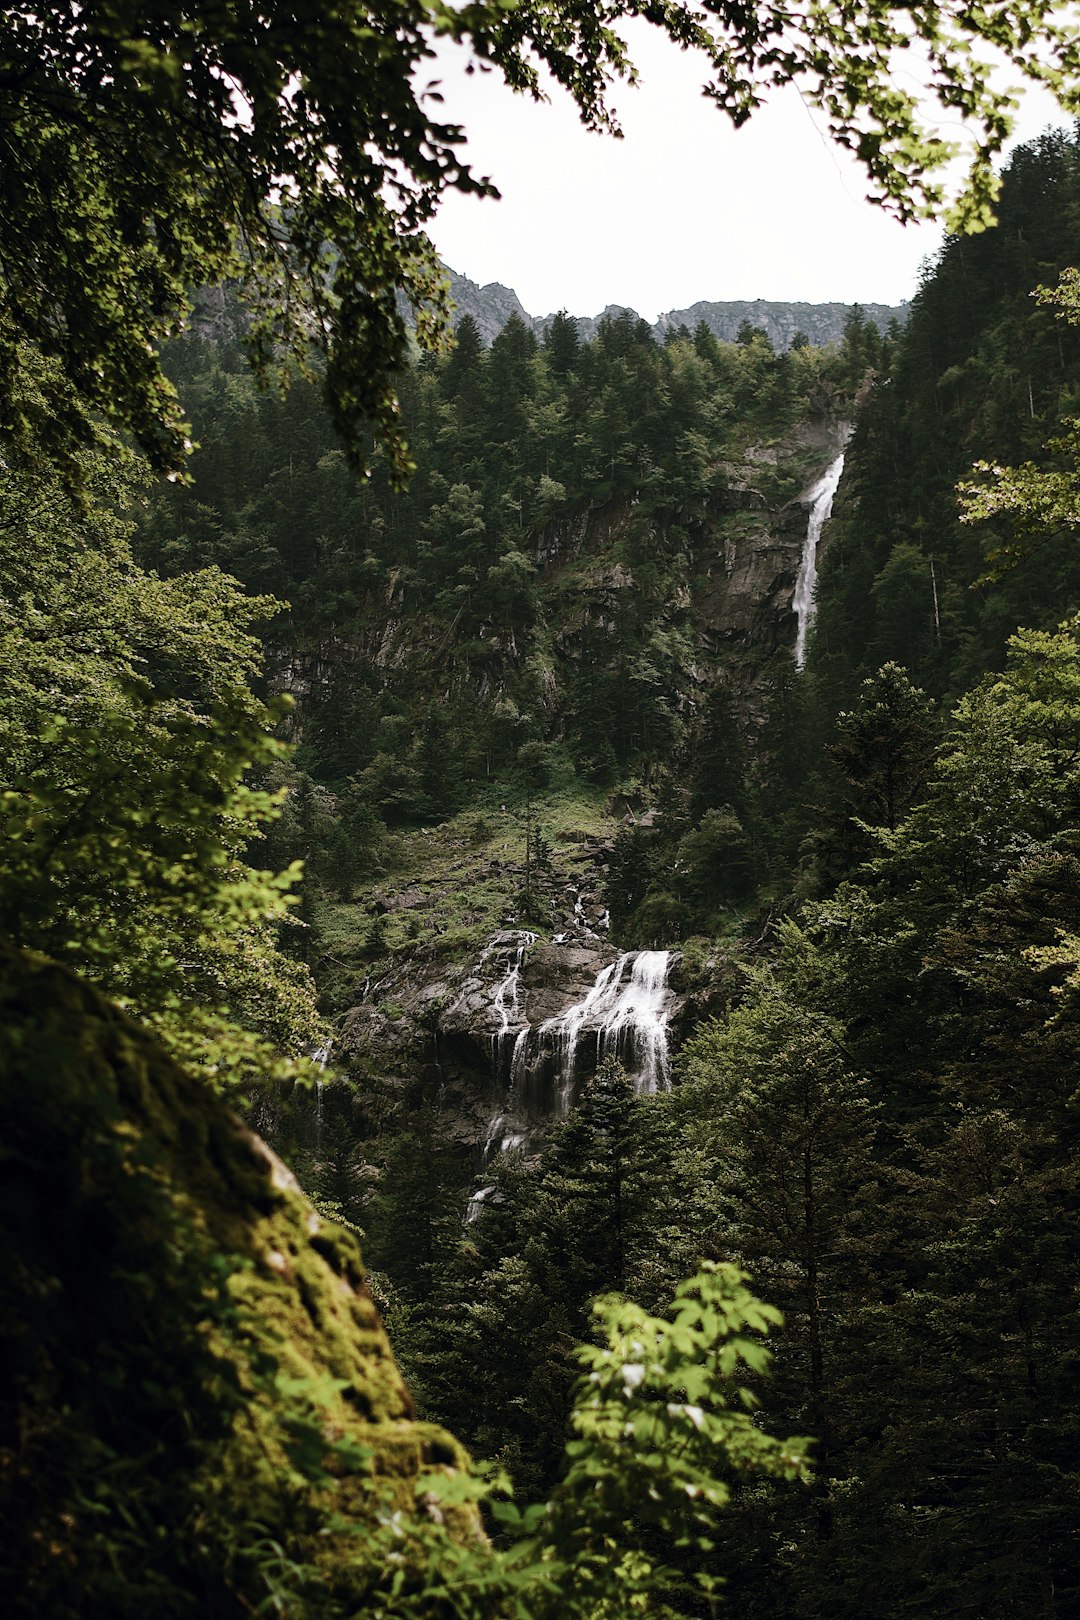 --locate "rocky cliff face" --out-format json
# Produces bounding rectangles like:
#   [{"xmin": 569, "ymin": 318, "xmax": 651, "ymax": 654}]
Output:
[
  {"xmin": 281, "ymin": 421, "xmax": 849, "ymax": 730},
  {"xmin": 319, "ymin": 425, "xmax": 849, "ymax": 1159},
  {"xmin": 700, "ymin": 419, "xmax": 850, "ymax": 683},
  {"xmin": 445, "ymin": 266, "xmax": 906, "ymax": 350},
  {"xmin": 653, "ymin": 298, "xmax": 905, "ymax": 350},
  {"xmin": 272, "ymin": 419, "xmax": 850, "ymax": 1173},
  {"xmin": 341, "ymin": 924, "xmax": 690, "ymax": 1161},
  {"xmin": 195, "ymin": 263, "xmax": 904, "ymax": 354},
  {"xmin": 443, "ymin": 267, "xmax": 536, "ymax": 344}
]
